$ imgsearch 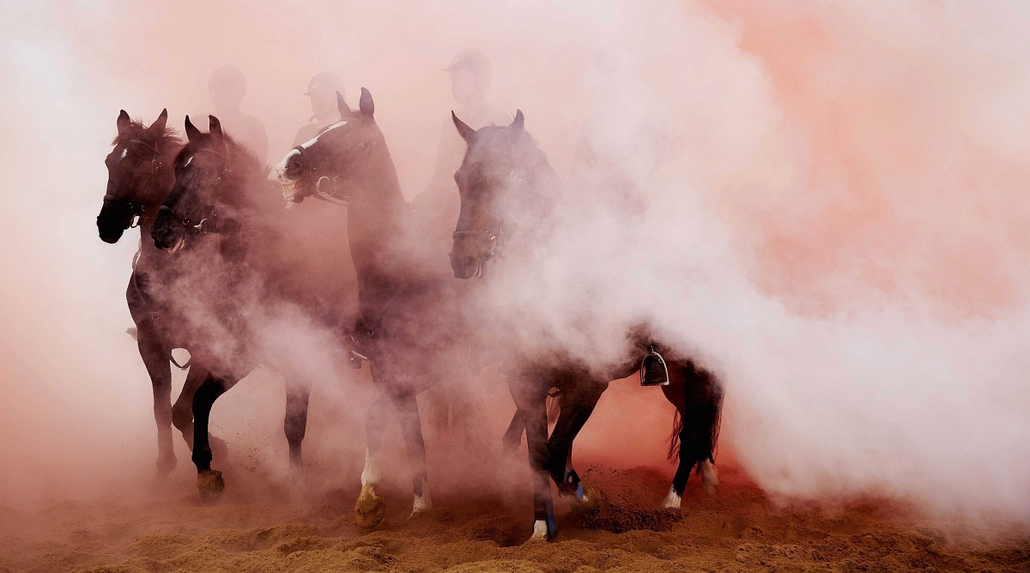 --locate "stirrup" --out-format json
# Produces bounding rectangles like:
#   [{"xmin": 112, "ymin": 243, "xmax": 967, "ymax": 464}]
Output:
[{"xmin": 640, "ymin": 345, "xmax": 670, "ymax": 386}]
